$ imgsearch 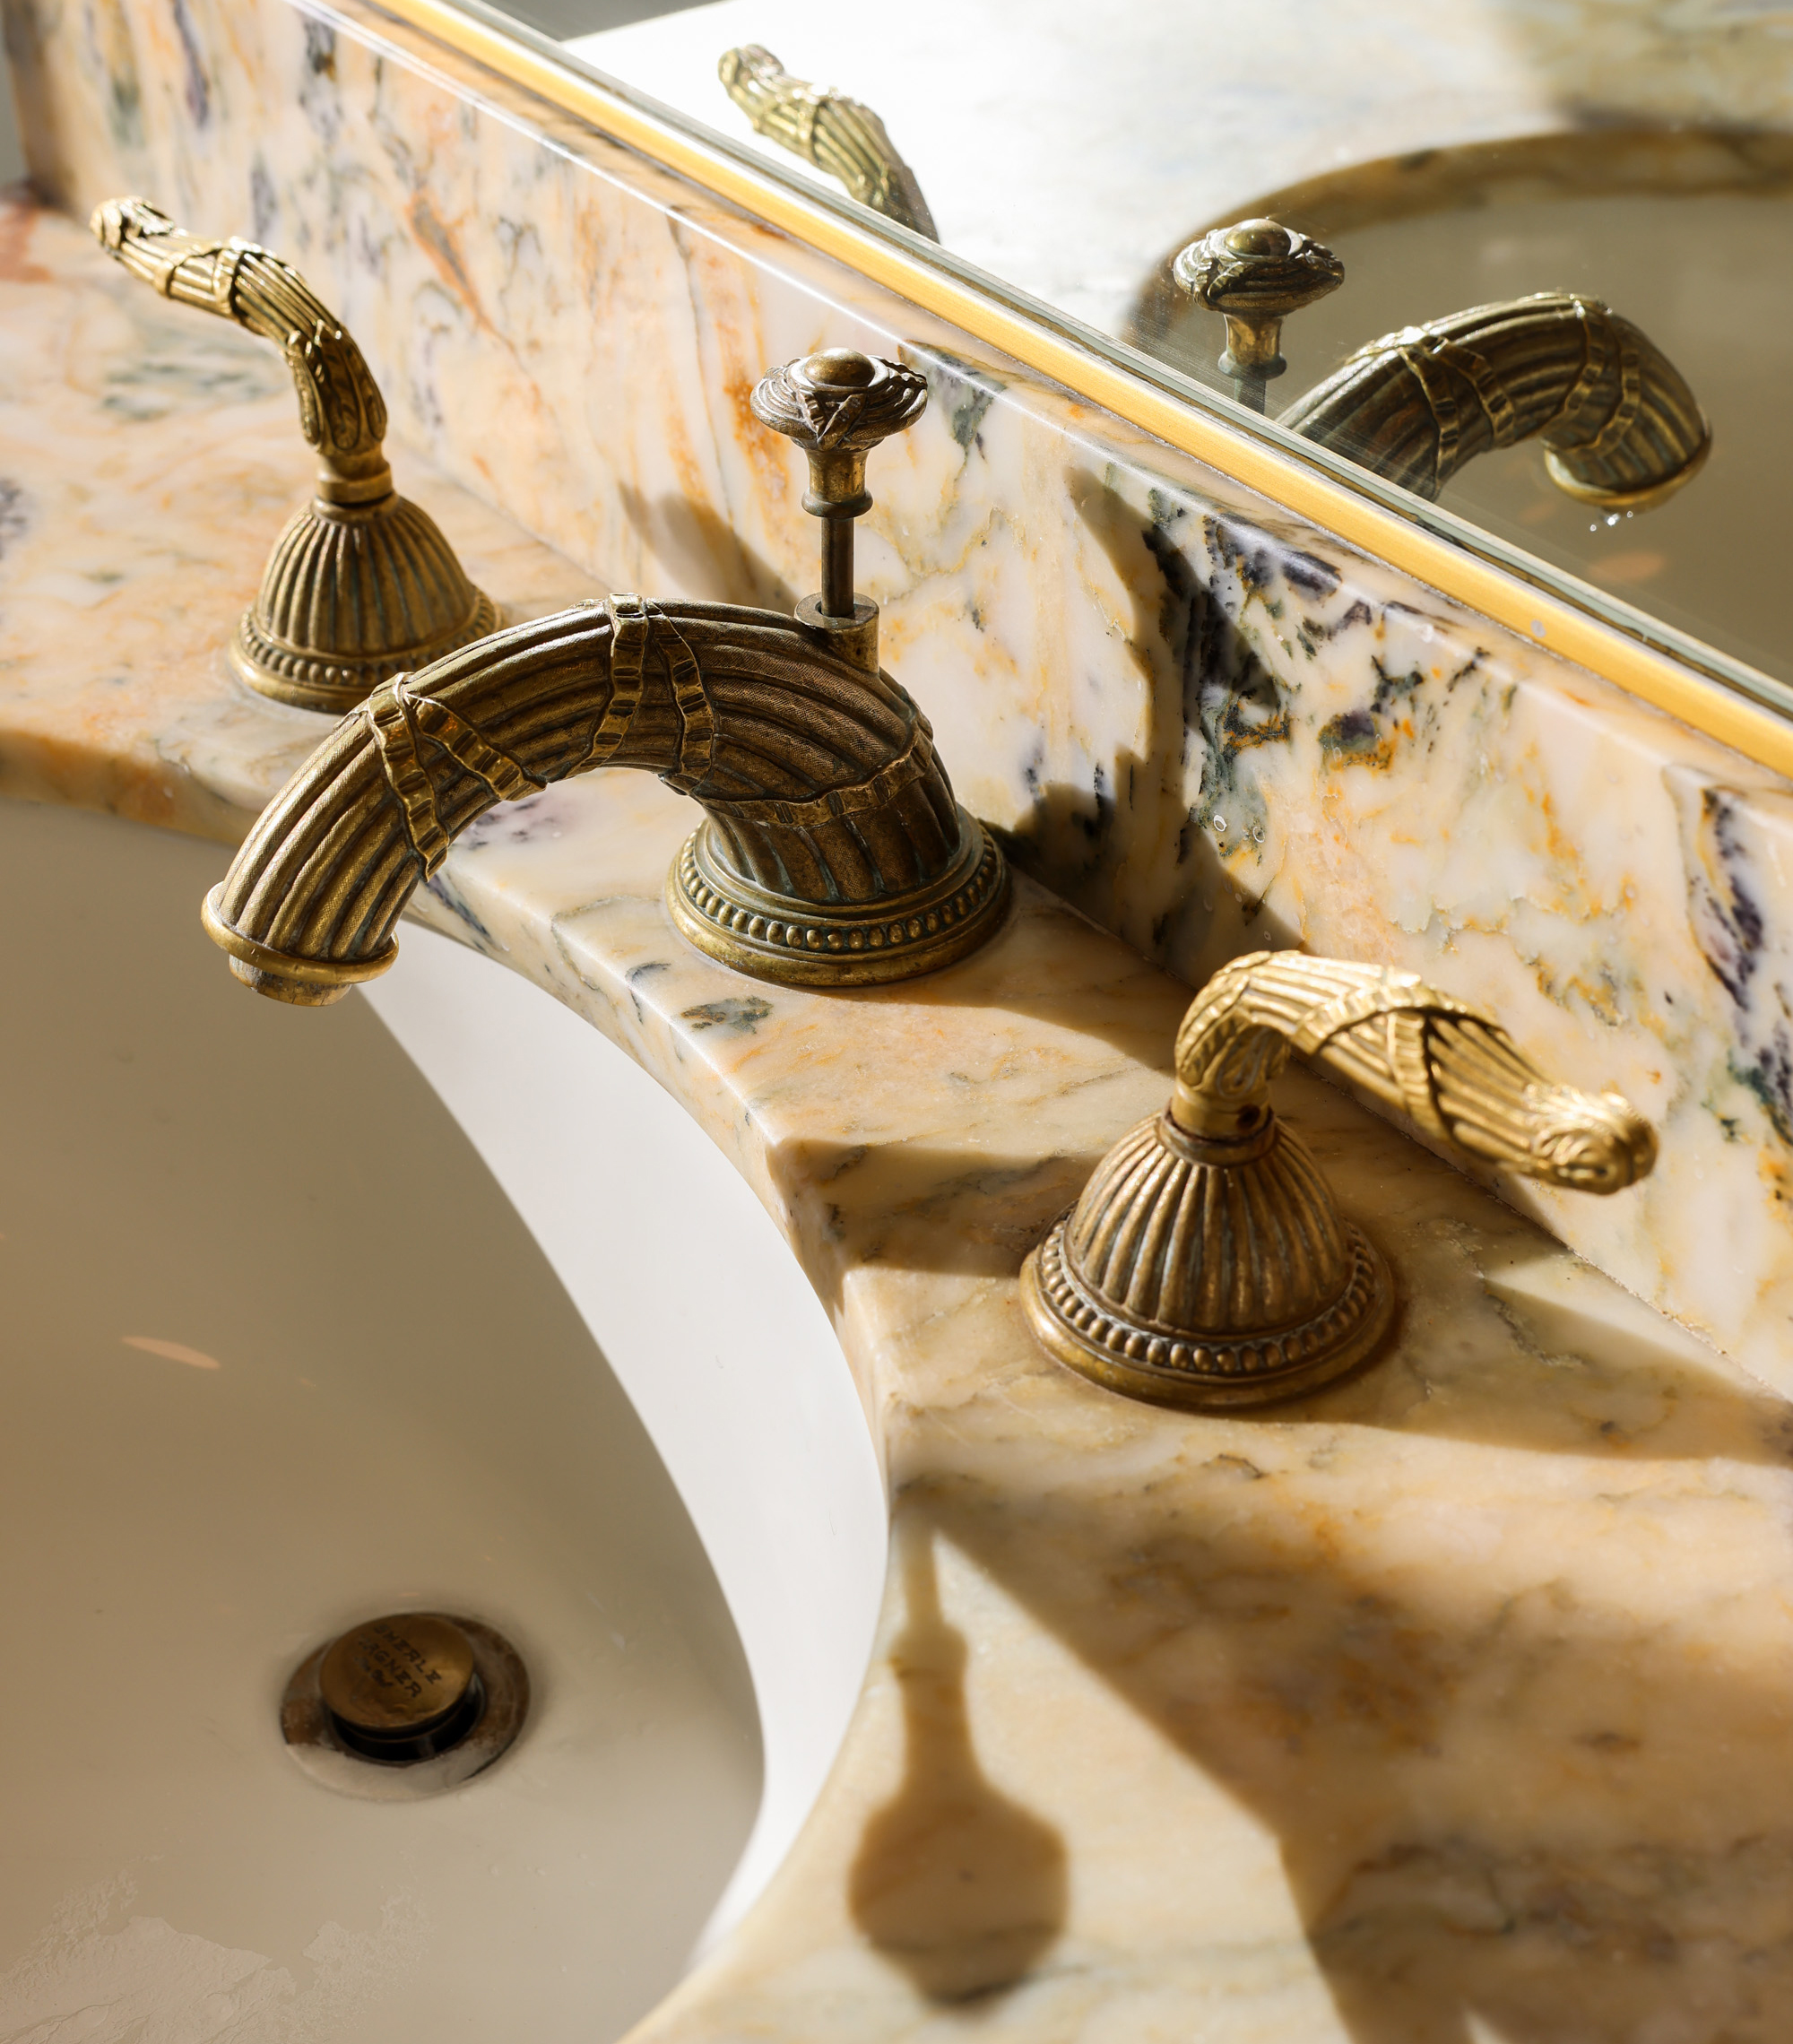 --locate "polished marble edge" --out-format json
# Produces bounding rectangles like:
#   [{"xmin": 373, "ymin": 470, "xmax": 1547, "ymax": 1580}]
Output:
[{"xmin": 9, "ymin": 4, "xmax": 1793, "ymax": 1385}]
